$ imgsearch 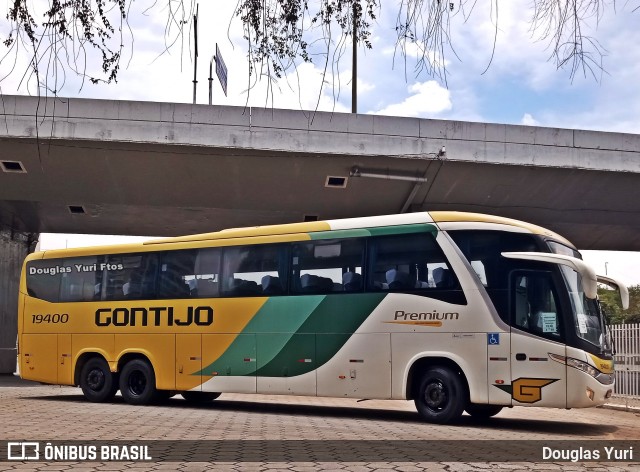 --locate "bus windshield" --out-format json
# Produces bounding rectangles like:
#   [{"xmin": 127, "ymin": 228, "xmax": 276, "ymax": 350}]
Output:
[
  {"xmin": 559, "ymin": 262, "xmax": 610, "ymax": 352},
  {"xmin": 547, "ymin": 241, "xmax": 610, "ymax": 352}
]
